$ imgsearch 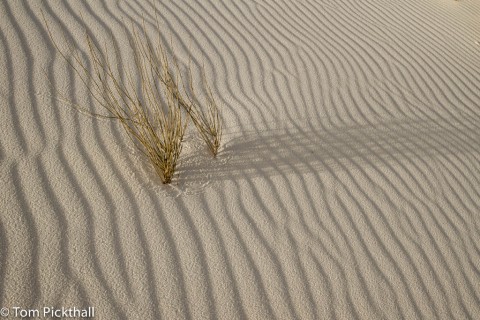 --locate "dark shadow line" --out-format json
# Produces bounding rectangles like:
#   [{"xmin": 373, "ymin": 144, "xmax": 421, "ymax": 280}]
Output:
[
  {"xmin": 0, "ymin": 4, "xmax": 28, "ymax": 154},
  {"xmin": 147, "ymin": 194, "xmax": 193, "ymax": 320},
  {"xmin": 171, "ymin": 196, "xmax": 219, "ymax": 319},
  {"xmin": 334, "ymin": 193, "xmax": 396, "ymax": 319},
  {"xmin": 308, "ymin": 248, "xmax": 339, "ymax": 320},
  {"xmin": 198, "ymin": 192, "xmax": 249, "ymax": 319},
  {"xmin": 36, "ymin": 155, "xmax": 91, "ymax": 308},
  {"xmin": 285, "ymin": 230, "xmax": 319, "ymax": 318},
  {"xmin": 2, "ymin": 1, "xmax": 46, "ymax": 151},
  {"xmin": 217, "ymin": 184, "xmax": 281, "ymax": 319},
  {"xmin": 10, "ymin": 164, "xmax": 42, "ymax": 306},
  {"xmin": 232, "ymin": 180, "xmax": 310, "ymax": 320}
]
